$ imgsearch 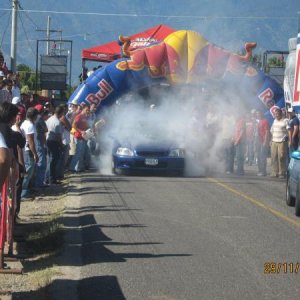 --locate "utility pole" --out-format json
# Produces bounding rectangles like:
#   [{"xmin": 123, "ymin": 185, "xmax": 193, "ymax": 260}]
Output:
[
  {"xmin": 46, "ymin": 16, "xmax": 50, "ymax": 55},
  {"xmin": 10, "ymin": 0, "xmax": 18, "ymax": 72},
  {"xmin": 36, "ymin": 16, "xmax": 62, "ymax": 55}
]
